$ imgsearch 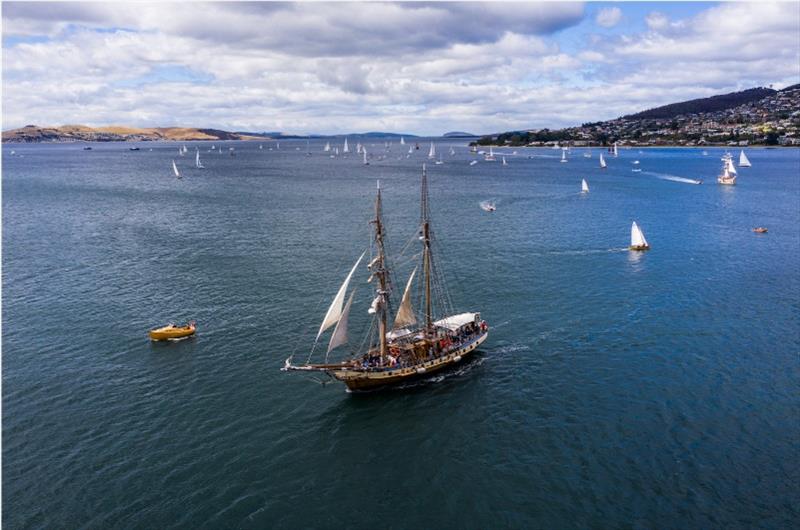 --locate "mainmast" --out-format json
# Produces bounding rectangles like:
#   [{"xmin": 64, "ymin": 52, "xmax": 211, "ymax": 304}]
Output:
[
  {"xmin": 372, "ymin": 181, "xmax": 389, "ymax": 358},
  {"xmin": 421, "ymin": 165, "xmax": 433, "ymax": 333}
]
